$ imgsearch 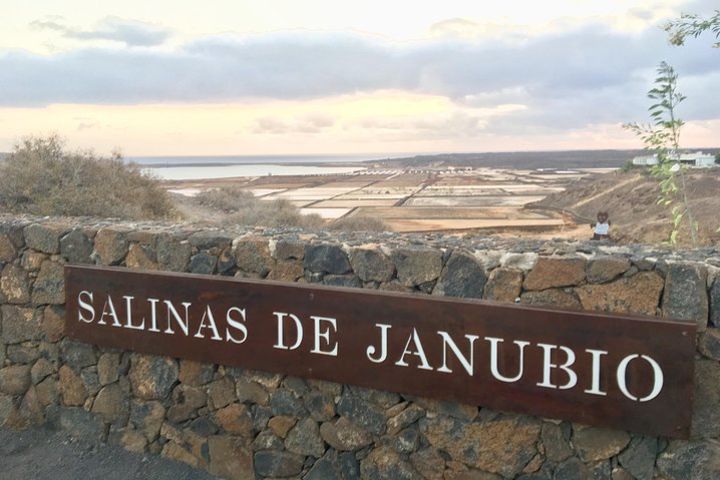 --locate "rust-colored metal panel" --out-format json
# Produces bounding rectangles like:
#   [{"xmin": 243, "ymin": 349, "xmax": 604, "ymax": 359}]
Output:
[{"xmin": 64, "ymin": 265, "xmax": 695, "ymax": 438}]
